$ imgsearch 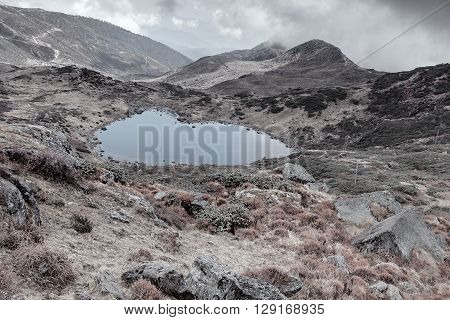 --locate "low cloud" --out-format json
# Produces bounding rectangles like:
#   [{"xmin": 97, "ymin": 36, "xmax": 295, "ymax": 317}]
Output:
[{"xmin": 3, "ymin": 0, "xmax": 449, "ymax": 71}]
